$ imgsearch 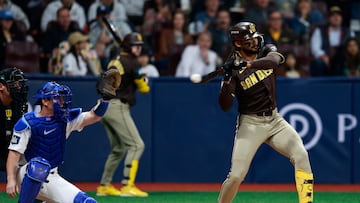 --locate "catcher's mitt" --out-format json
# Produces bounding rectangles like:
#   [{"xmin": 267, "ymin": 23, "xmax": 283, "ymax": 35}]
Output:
[{"xmin": 96, "ymin": 68, "xmax": 121, "ymax": 99}]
